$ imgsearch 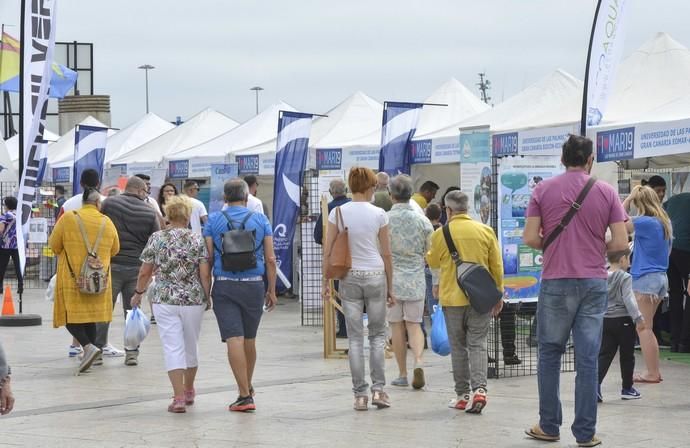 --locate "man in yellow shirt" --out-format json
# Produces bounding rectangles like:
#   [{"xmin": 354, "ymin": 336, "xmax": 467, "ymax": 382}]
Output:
[
  {"xmin": 411, "ymin": 181, "xmax": 439, "ymax": 209},
  {"xmin": 426, "ymin": 190, "xmax": 504, "ymax": 414}
]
